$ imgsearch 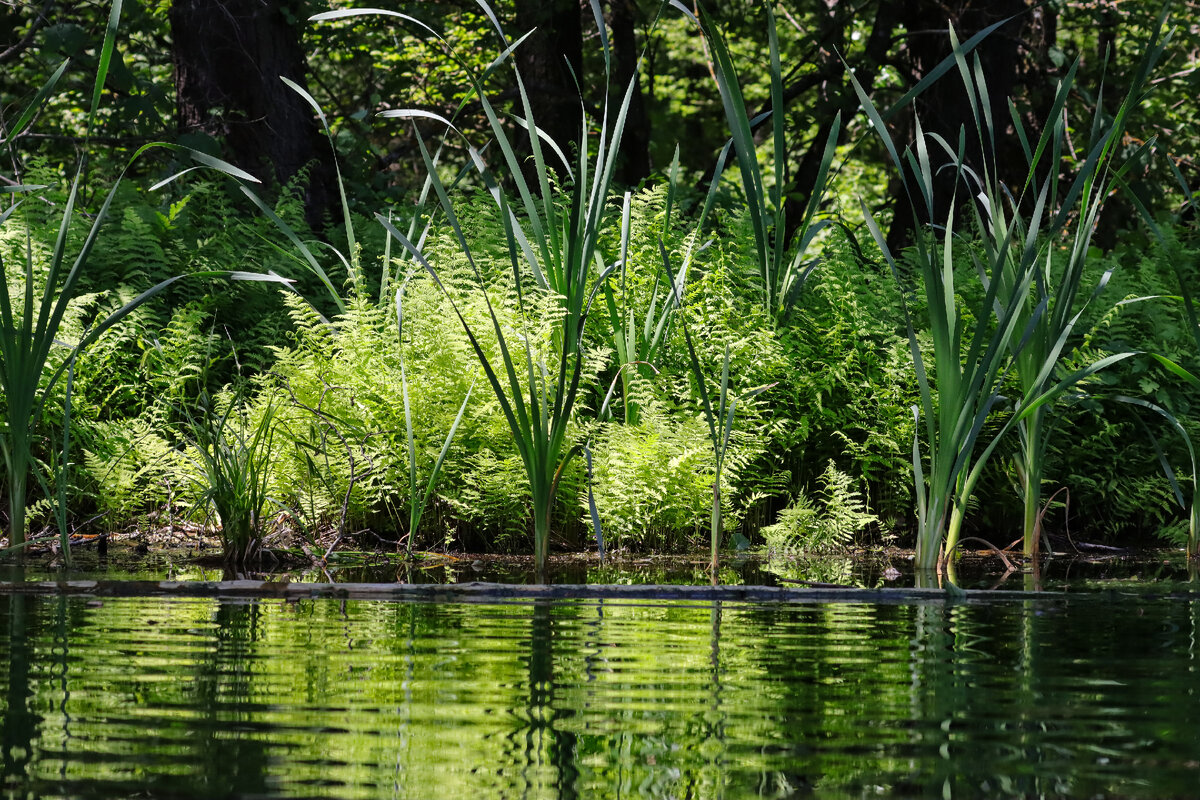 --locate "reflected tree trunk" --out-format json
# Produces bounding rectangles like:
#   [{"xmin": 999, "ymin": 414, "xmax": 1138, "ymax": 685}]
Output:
[{"xmin": 1, "ymin": 592, "xmax": 42, "ymax": 786}]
